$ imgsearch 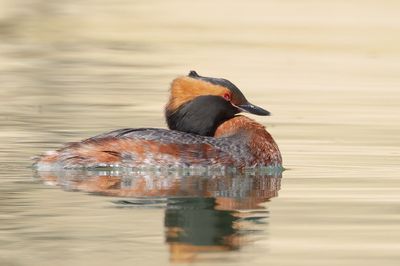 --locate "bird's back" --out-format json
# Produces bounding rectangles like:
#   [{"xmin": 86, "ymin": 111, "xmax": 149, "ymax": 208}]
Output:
[{"xmin": 34, "ymin": 128, "xmax": 250, "ymax": 170}]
